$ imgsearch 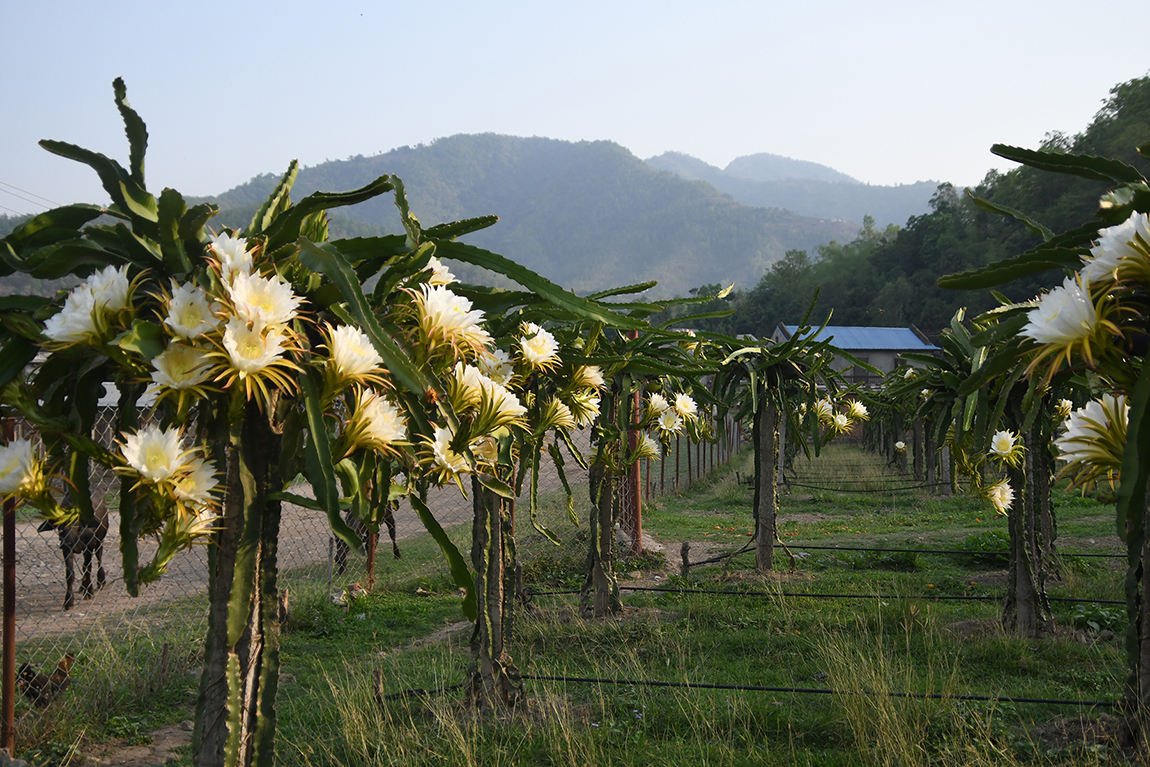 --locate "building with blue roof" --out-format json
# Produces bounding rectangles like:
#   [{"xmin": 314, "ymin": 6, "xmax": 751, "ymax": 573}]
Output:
[{"xmin": 770, "ymin": 324, "xmax": 937, "ymax": 385}]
